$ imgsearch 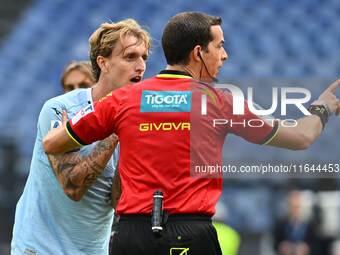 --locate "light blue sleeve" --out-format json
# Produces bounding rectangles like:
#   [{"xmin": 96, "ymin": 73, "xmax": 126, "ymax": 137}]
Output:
[{"xmin": 38, "ymin": 99, "xmax": 65, "ymax": 139}]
